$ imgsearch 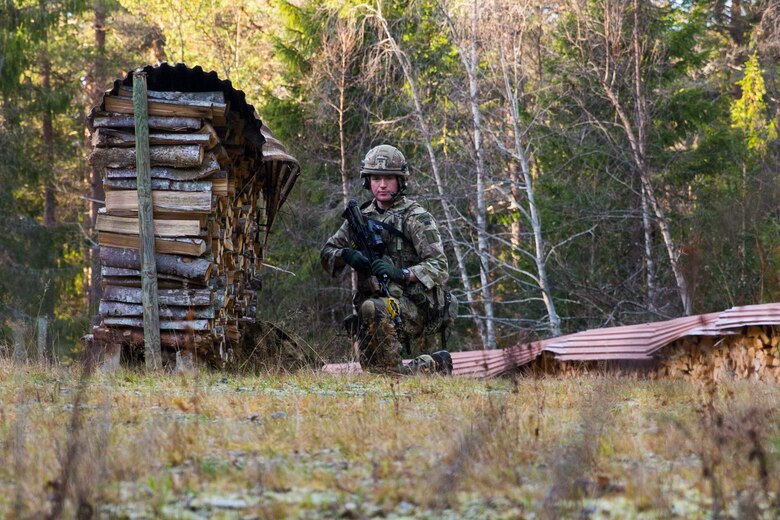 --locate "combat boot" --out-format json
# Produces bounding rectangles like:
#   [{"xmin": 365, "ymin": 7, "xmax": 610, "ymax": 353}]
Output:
[
  {"xmin": 430, "ymin": 350, "xmax": 453, "ymax": 375},
  {"xmin": 406, "ymin": 354, "xmax": 435, "ymax": 374},
  {"xmin": 406, "ymin": 350, "xmax": 453, "ymax": 375}
]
